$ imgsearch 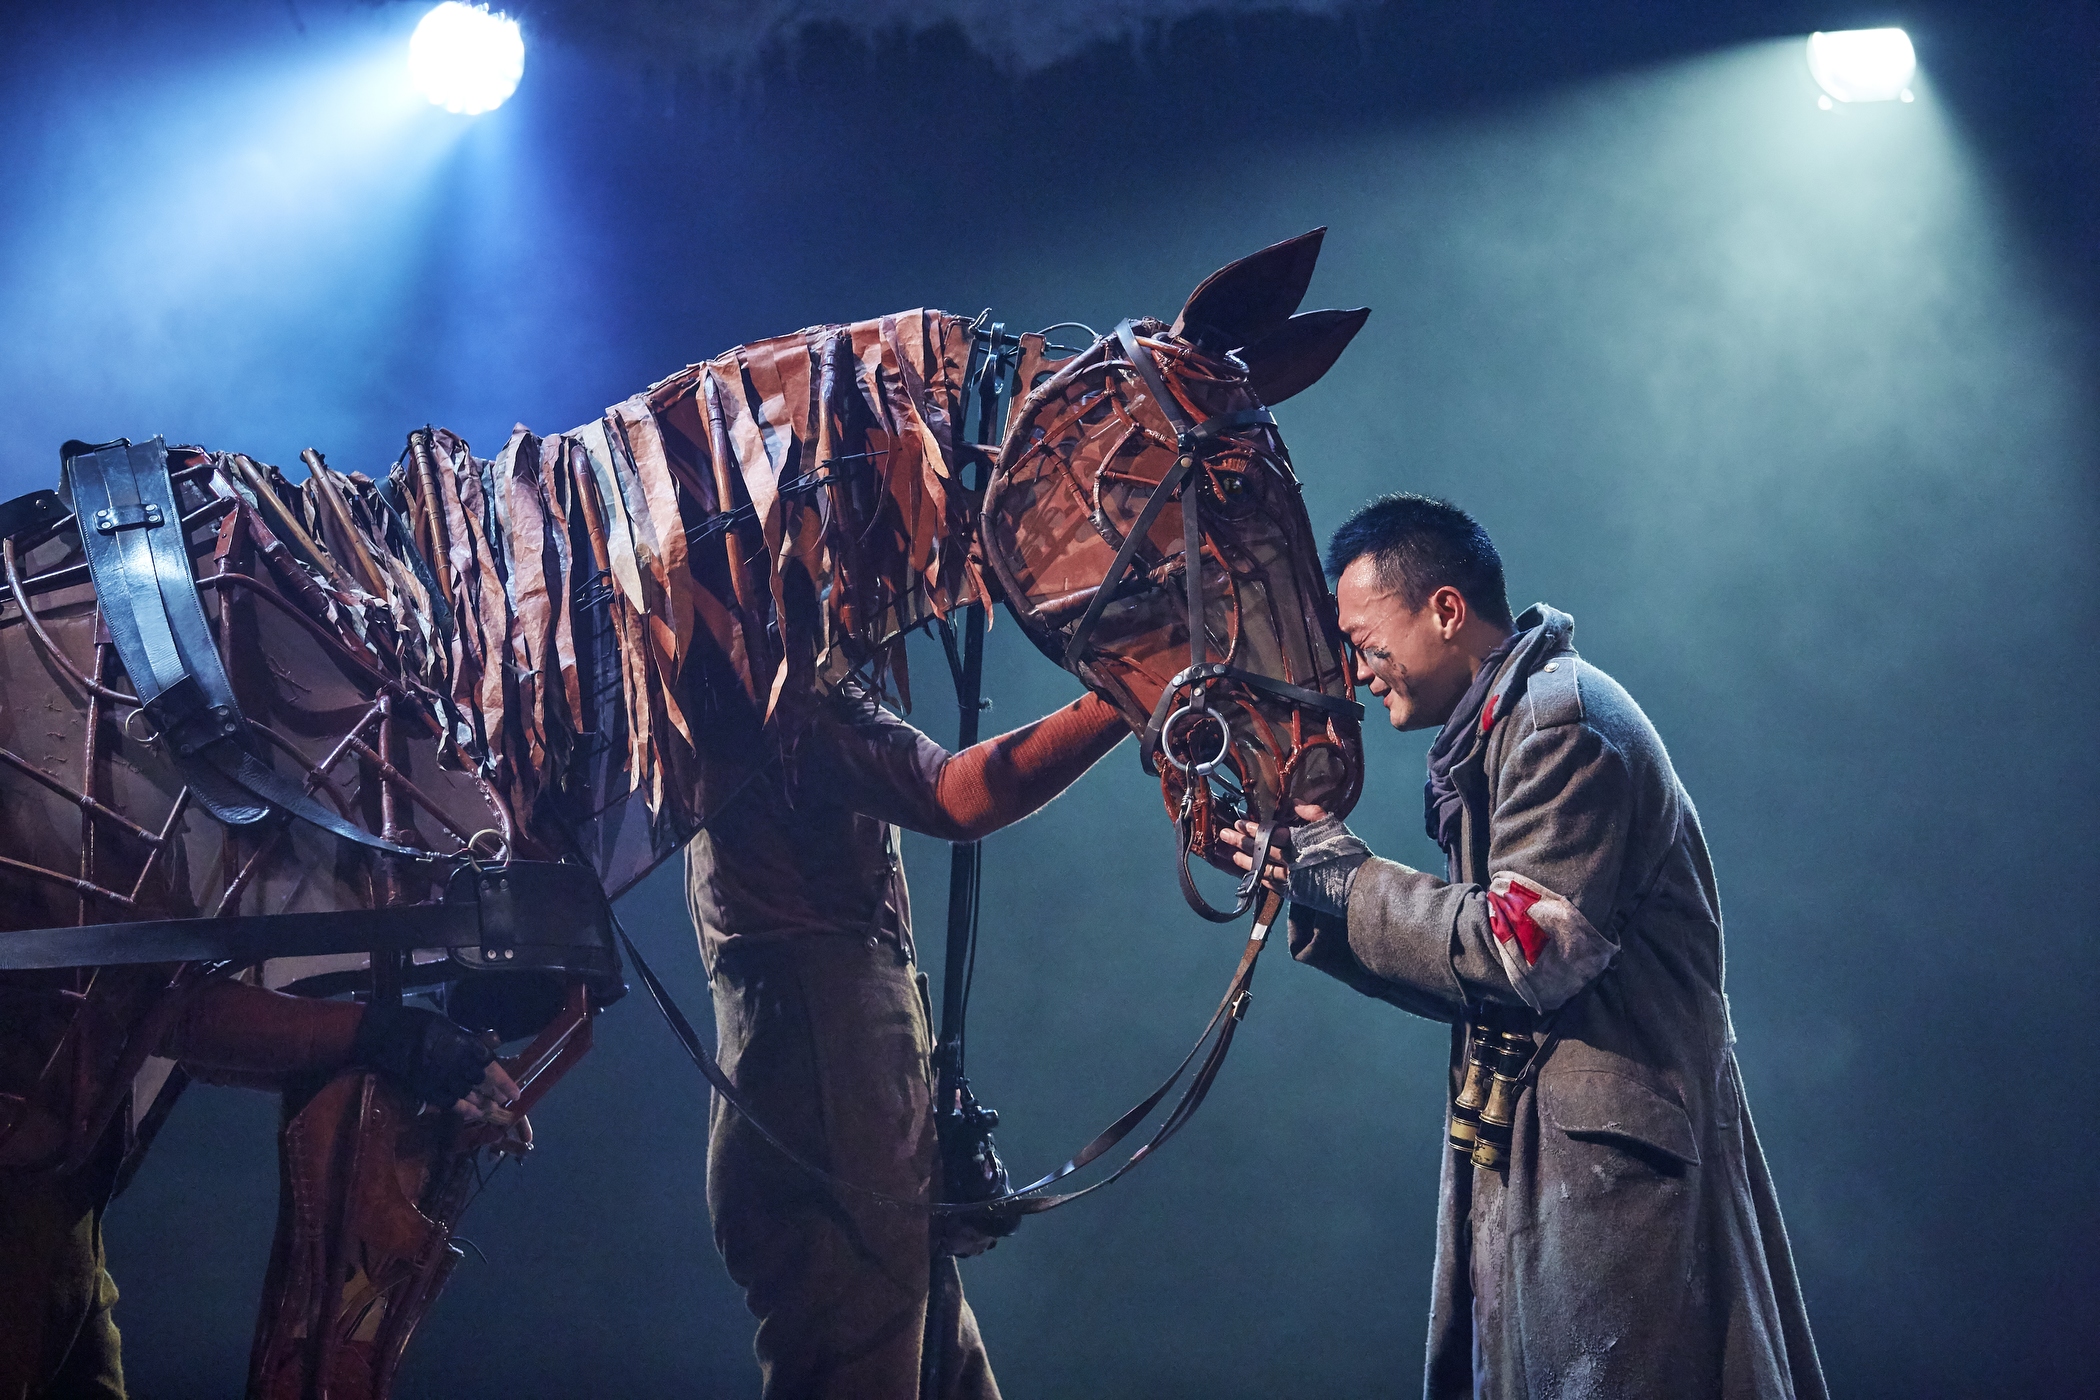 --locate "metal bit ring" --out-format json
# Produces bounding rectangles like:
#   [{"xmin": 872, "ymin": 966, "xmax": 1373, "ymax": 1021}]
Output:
[{"xmin": 1160, "ymin": 702, "xmax": 1233, "ymax": 776}]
